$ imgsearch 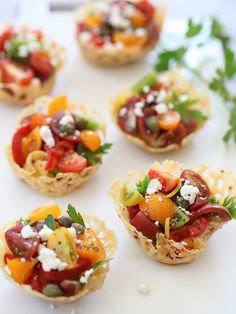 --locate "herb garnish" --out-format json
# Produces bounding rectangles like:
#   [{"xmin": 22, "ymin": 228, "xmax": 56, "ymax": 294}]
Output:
[
  {"xmin": 77, "ymin": 143, "xmax": 112, "ymax": 164},
  {"xmin": 223, "ymin": 196, "xmax": 236, "ymax": 219},
  {"xmin": 137, "ymin": 176, "xmax": 150, "ymax": 194},
  {"xmin": 173, "ymin": 99, "xmax": 207, "ymax": 123},
  {"xmin": 92, "ymin": 258, "xmax": 113, "ymax": 270},
  {"xmin": 45, "ymin": 214, "xmax": 57, "ymax": 231},
  {"xmin": 67, "ymin": 204, "xmax": 85, "ymax": 227},
  {"xmin": 154, "ymin": 17, "xmax": 236, "ymax": 143}
]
